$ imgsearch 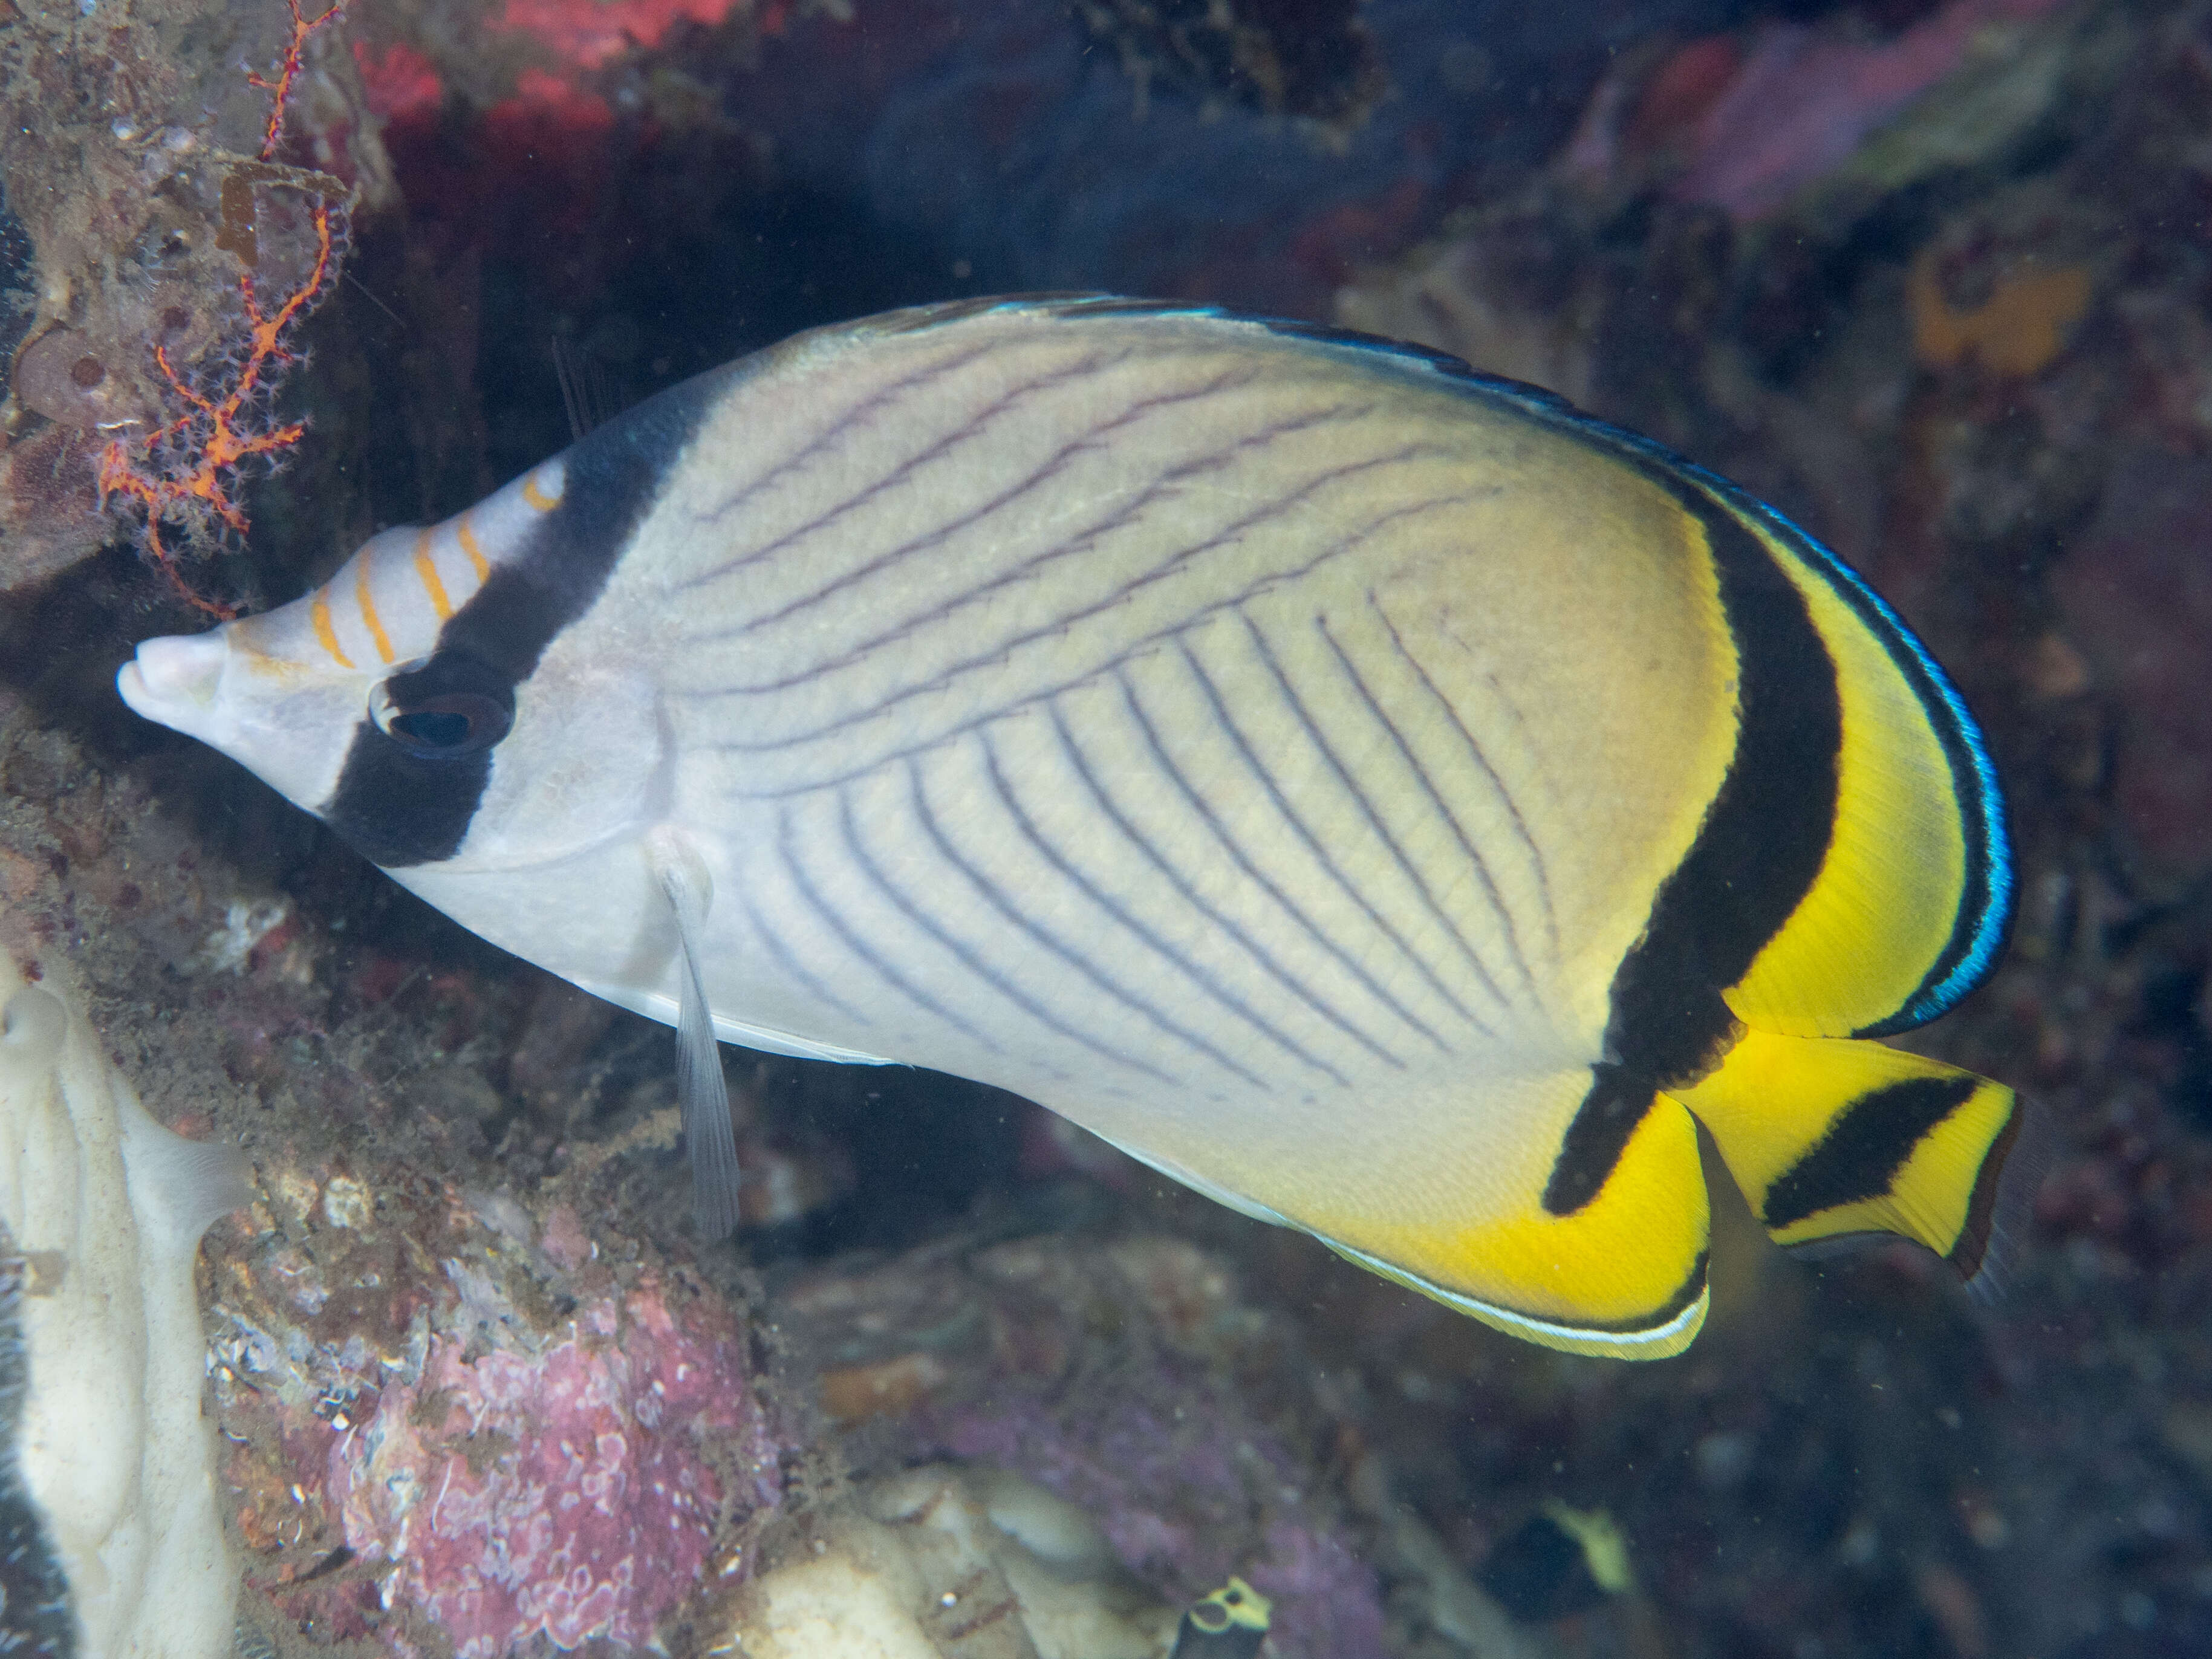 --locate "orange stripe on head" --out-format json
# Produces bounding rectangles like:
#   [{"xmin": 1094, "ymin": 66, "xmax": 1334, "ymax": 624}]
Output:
[
  {"xmin": 310, "ymin": 589, "xmax": 355, "ymax": 669},
  {"xmin": 521, "ymin": 465, "xmax": 564, "ymax": 512},
  {"xmin": 457, "ymin": 516, "xmax": 490, "ymax": 583},
  {"xmin": 355, "ymin": 552, "xmax": 395, "ymax": 665},
  {"xmin": 413, "ymin": 530, "xmax": 454, "ymax": 621}
]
